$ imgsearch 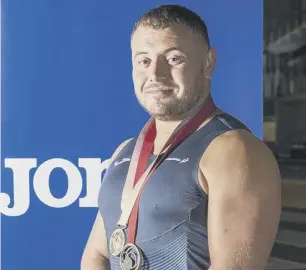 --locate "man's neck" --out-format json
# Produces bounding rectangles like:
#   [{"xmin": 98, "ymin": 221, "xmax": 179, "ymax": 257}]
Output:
[
  {"xmin": 154, "ymin": 118, "xmax": 182, "ymax": 139},
  {"xmin": 153, "ymin": 106, "xmax": 199, "ymax": 149},
  {"xmin": 152, "ymin": 95, "xmax": 216, "ymax": 153},
  {"xmin": 152, "ymin": 118, "xmax": 182, "ymax": 155},
  {"xmin": 154, "ymin": 96, "xmax": 210, "ymax": 140}
]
